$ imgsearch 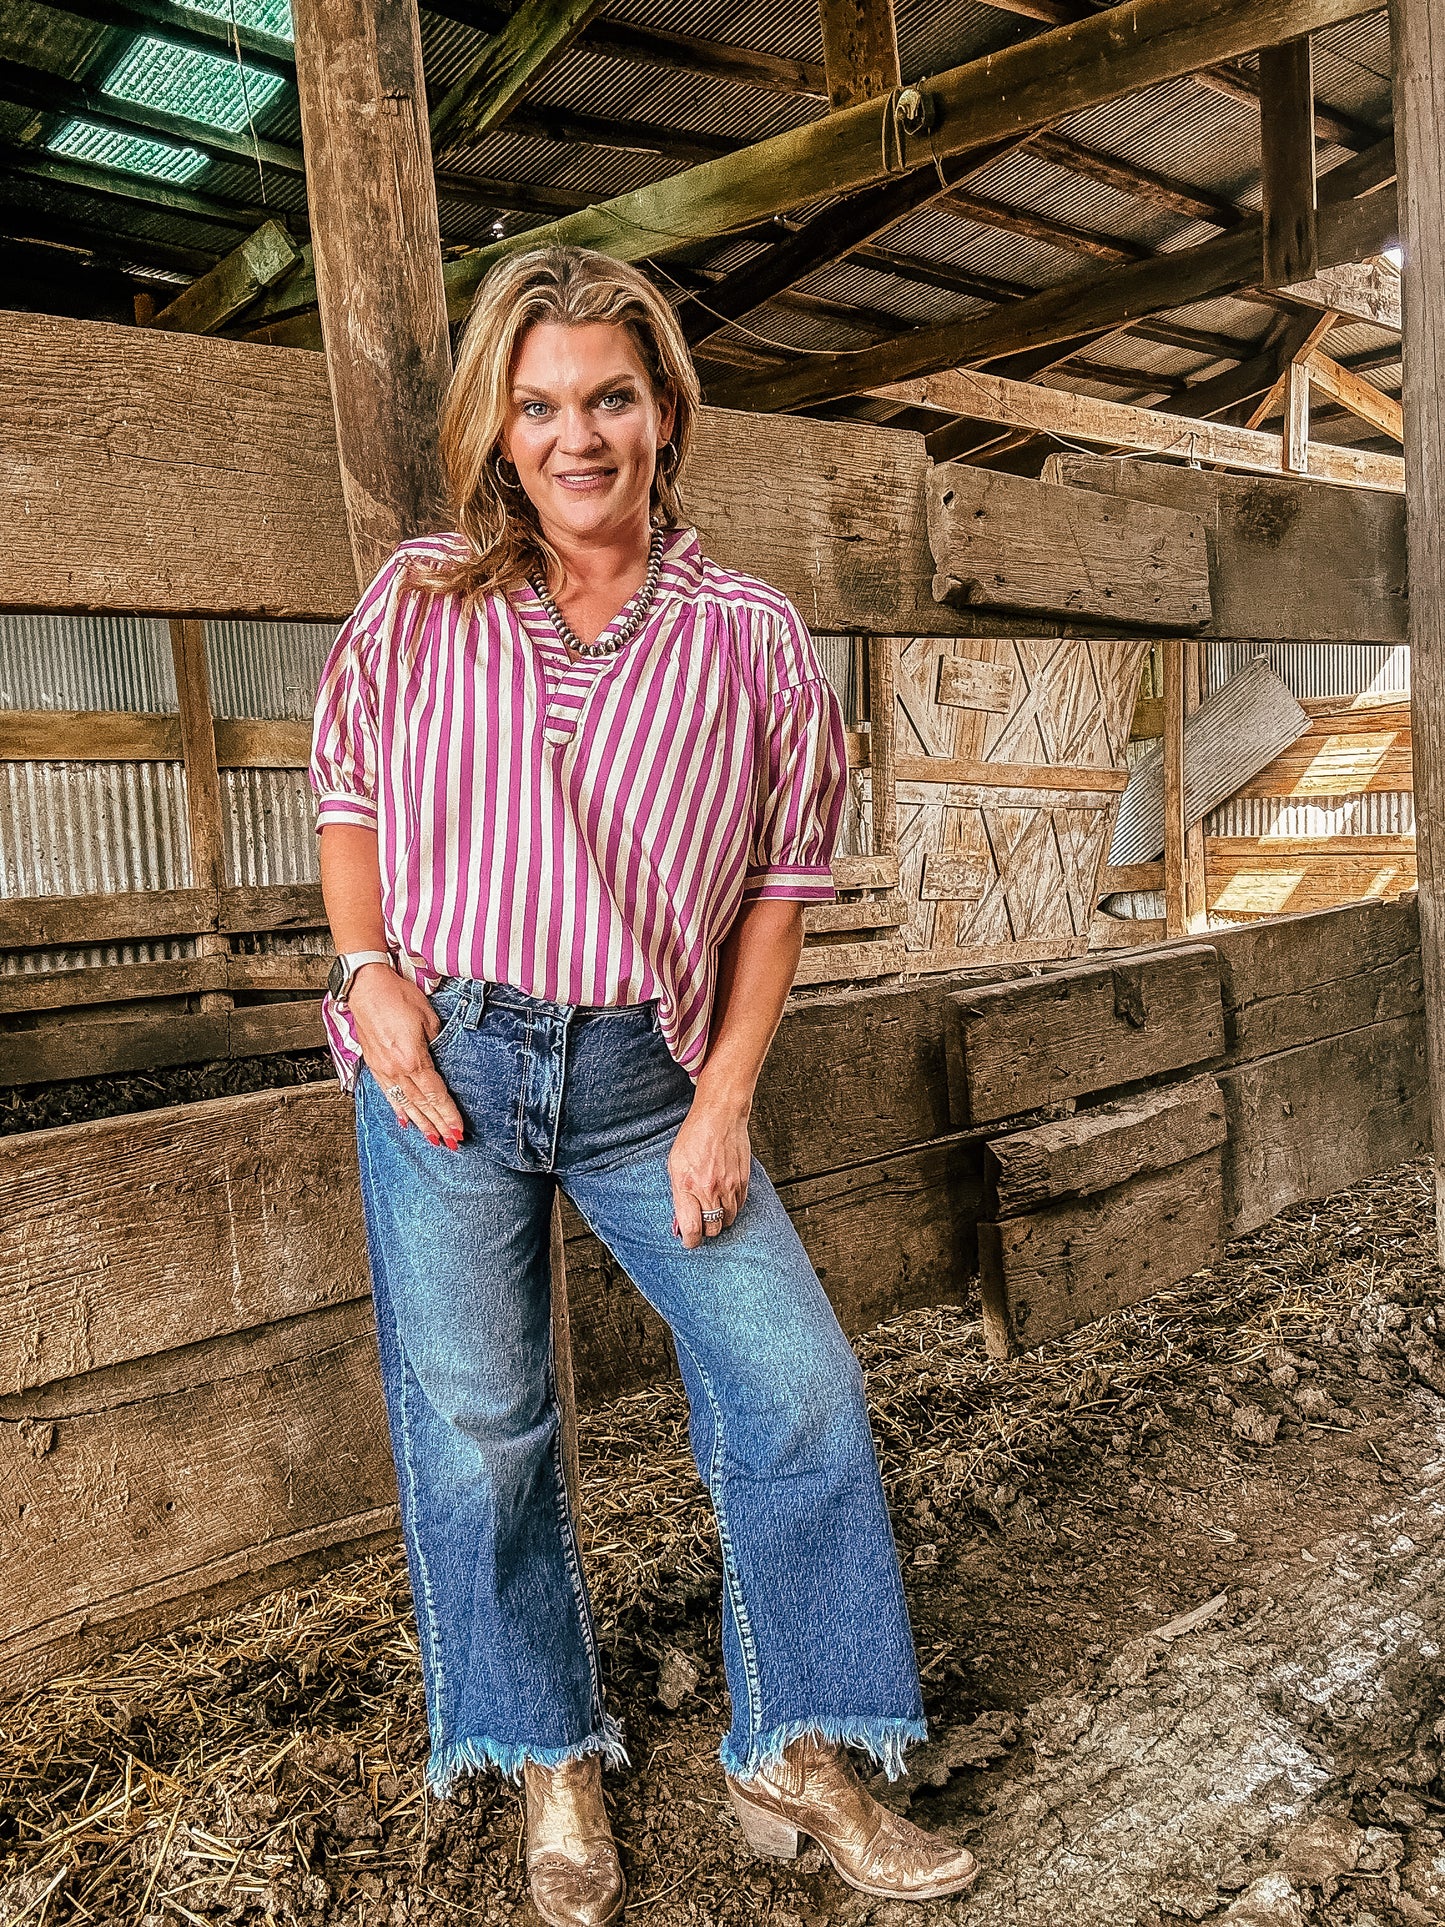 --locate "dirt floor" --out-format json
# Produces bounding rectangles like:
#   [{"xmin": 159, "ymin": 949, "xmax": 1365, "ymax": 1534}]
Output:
[{"xmin": 5, "ymin": 1159, "xmax": 1445, "ymax": 1927}]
